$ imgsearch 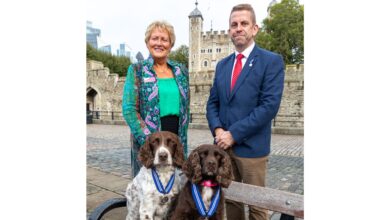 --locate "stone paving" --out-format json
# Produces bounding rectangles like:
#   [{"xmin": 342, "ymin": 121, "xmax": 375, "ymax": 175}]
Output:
[{"xmin": 87, "ymin": 124, "xmax": 304, "ymax": 219}]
